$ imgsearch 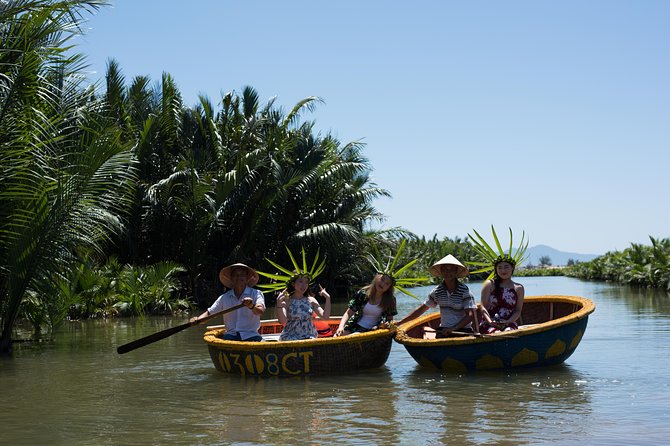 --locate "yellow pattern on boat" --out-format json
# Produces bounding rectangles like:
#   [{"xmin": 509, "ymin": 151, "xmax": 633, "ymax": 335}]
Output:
[
  {"xmin": 476, "ymin": 354, "xmax": 504, "ymax": 370},
  {"xmin": 441, "ymin": 358, "xmax": 467, "ymax": 373},
  {"xmin": 546, "ymin": 339, "xmax": 566, "ymax": 359},
  {"xmin": 570, "ymin": 329, "xmax": 584, "ymax": 350},
  {"xmin": 418, "ymin": 356, "xmax": 438, "ymax": 369},
  {"xmin": 512, "ymin": 348, "xmax": 538, "ymax": 366}
]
